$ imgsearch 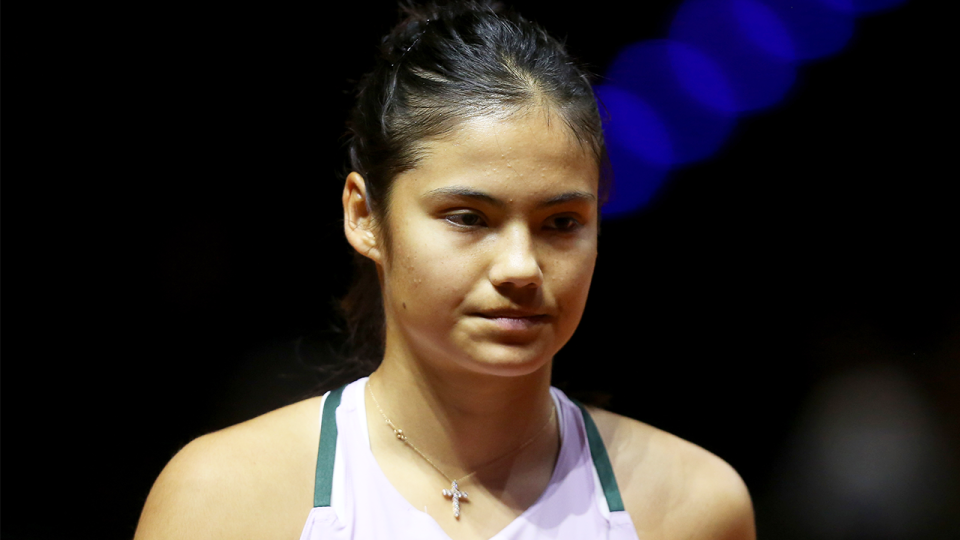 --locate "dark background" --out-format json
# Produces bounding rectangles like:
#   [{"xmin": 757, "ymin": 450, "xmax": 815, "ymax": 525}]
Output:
[{"xmin": 8, "ymin": 0, "xmax": 958, "ymax": 538}]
